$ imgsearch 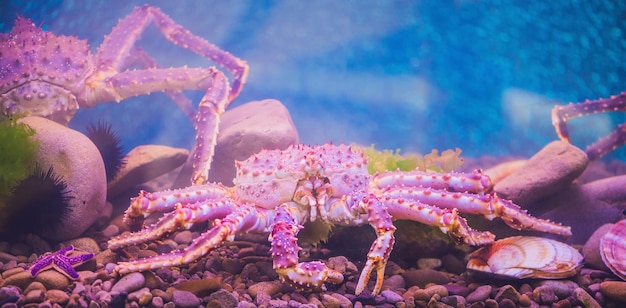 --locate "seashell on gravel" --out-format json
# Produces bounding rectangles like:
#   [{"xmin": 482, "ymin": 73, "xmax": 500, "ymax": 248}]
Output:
[
  {"xmin": 600, "ymin": 219, "xmax": 626, "ymax": 280},
  {"xmin": 467, "ymin": 236, "xmax": 583, "ymax": 279}
]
